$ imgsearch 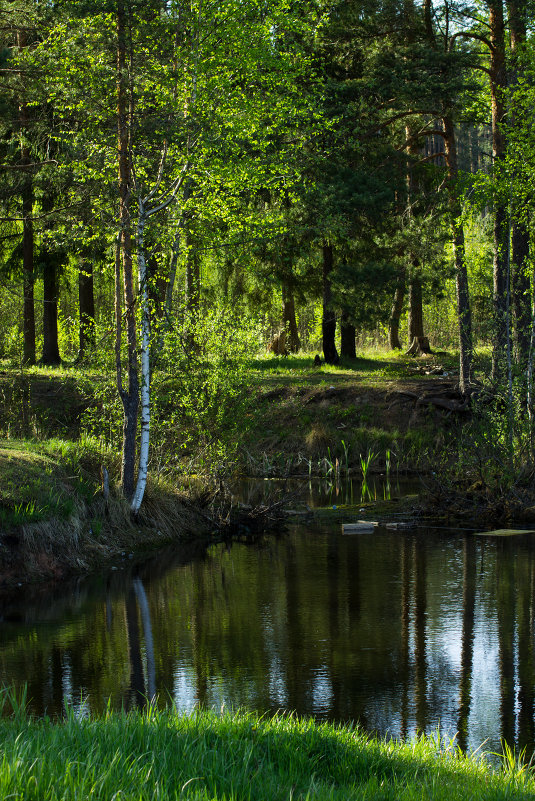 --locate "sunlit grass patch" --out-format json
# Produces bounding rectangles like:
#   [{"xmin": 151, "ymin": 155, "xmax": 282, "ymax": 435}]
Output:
[{"xmin": 0, "ymin": 698, "xmax": 532, "ymax": 801}]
